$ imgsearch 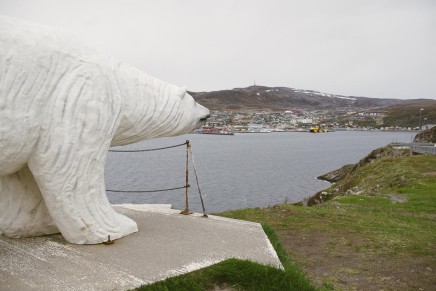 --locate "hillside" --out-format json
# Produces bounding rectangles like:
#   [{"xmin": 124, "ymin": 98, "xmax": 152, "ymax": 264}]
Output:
[
  {"xmin": 310, "ymin": 145, "xmax": 412, "ymax": 205},
  {"xmin": 190, "ymin": 85, "xmax": 426, "ymax": 112},
  {"xmin": 382, "ymin": 100, "xmax": 436, "ymax": 128}
]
